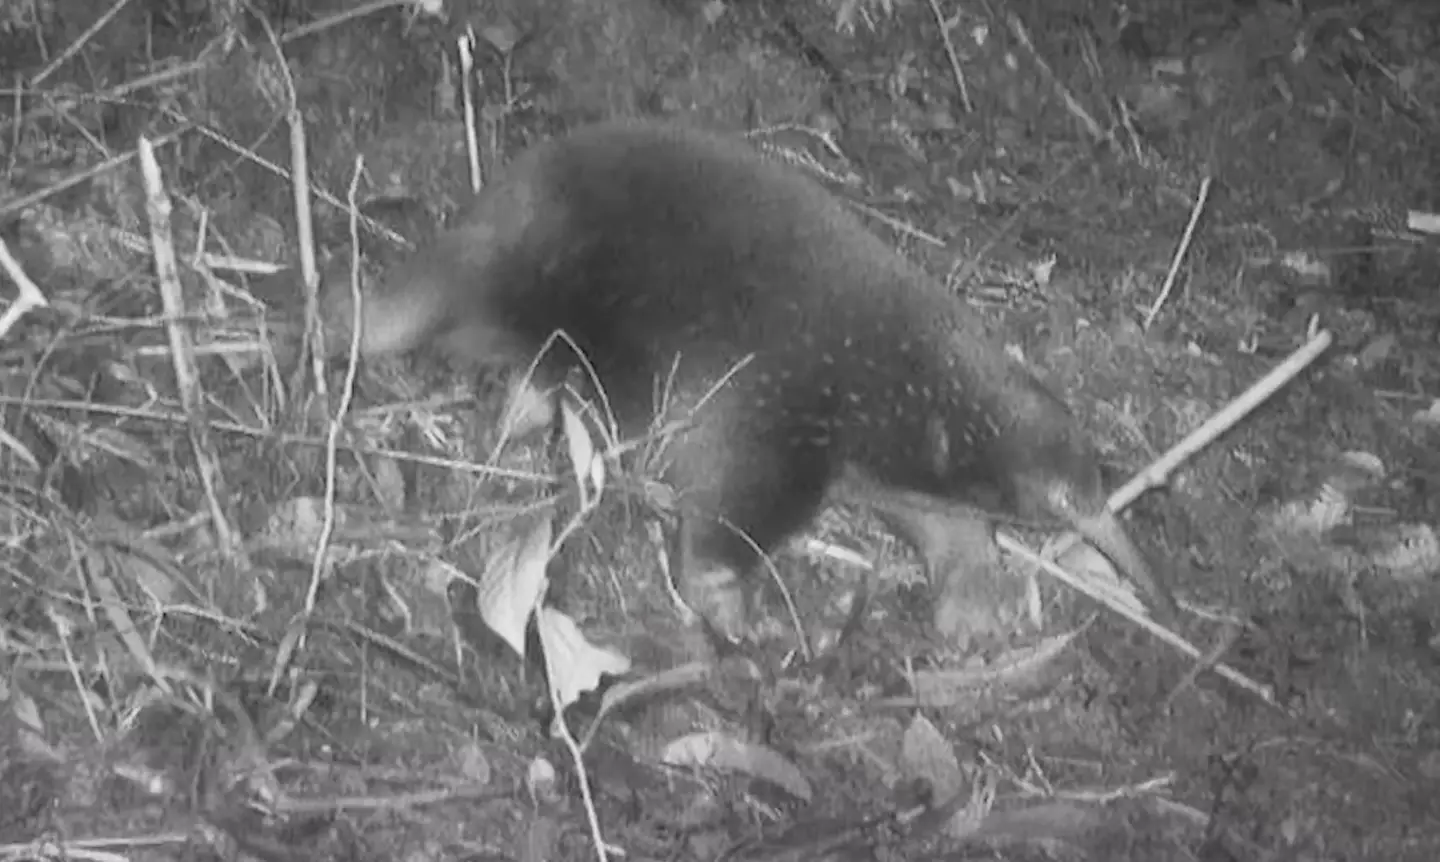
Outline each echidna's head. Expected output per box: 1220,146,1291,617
988,371,1178,621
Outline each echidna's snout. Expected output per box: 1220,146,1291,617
1068,507,1176,621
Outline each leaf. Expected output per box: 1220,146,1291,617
527,757,559,804
700,0,728,25
1412,400,1440,426
1053,542,1123,587
393,559,464,639
477,516,553,657
1279,251,1330,284
371,457,406,512
453,740,492,785
114,549,180,605
0,424,40,470
1029,256,1055,288
1356,334,1396,371
1407,208,1439,235
8,686,63,762
500,377,556,440
560,398,603,508
84,551,171,696
536,607,631,710
1336,450,1385,481
901,714,963,799
661,731,813,803
579,661,711,750
1045,538,1144,613
257,497,327,555
85,426,156,468
900,630,1081,707
481,22,519,55
1367,523,1440,582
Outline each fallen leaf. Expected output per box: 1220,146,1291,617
477,516,553,657
537,607,631,710
662,731,812,802
901,714,963,800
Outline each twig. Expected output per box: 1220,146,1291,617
30,0,135,86
460,31,484,194
137,137,242,559
1143,176,1213,330
0,237,49,339
252,14,322,404
848,199,945,247
305,159,367,626
1161,623,1243,712
8,75,20,173
183,124,408,249
525,468,612,862
278,0,412,44
925,0,973,114
6,0,407,138
0,395,552,483
1106,329,1333,513
544,615,616,862
47,606,111,739
0,59,208,134
0,127,188,220
995,535,1273,702
1004,11,1106,144
948,157,1079,289
255,18,331,697
1026,331,1333,699
1038,330,1333,584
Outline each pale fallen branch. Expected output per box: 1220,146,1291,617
1106,328,1334,513
0,236,49,340
137,136,242,559
926,0,974,114
460,31,484,194
996,534,1272,702
806,330,1334,703
1144,176,1213,330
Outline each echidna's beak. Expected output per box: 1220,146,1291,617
1069,509,1178,622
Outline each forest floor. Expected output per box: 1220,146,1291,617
2,0,1440,860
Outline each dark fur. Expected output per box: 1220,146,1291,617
326,120,1176,643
